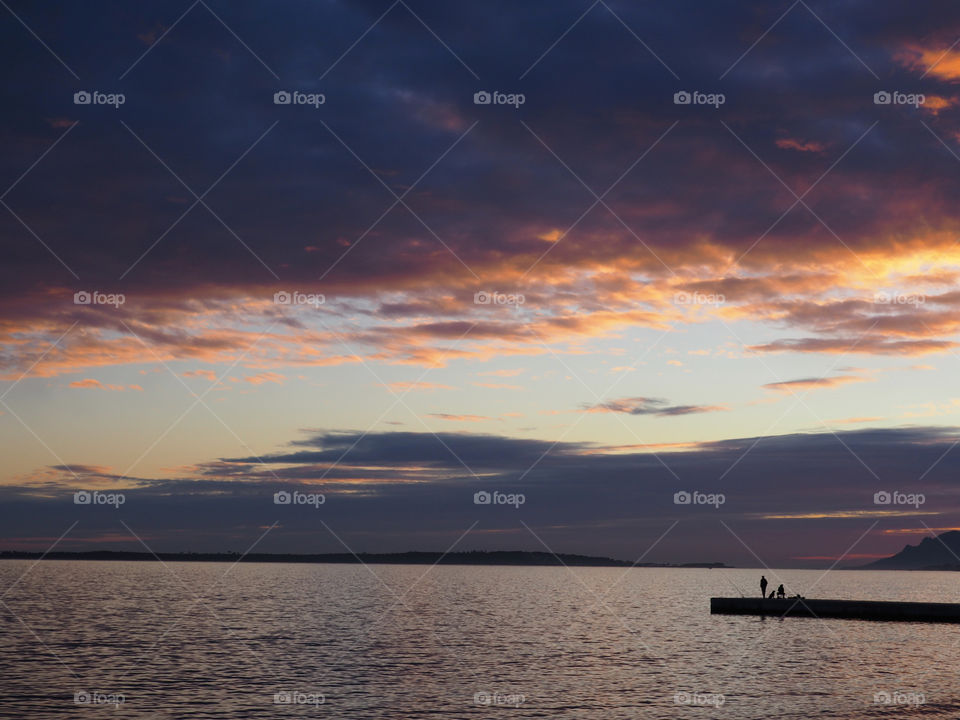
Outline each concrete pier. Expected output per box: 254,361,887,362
710,597,960,623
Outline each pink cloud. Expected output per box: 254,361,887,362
243,372,285,385
762,375,867,393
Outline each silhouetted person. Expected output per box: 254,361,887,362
760,575,768,598
777,584,785,599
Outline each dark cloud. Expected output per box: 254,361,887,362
749,337,958,355
4,426,960,566
227,430,588,468
584,396,728,416
3,0,960,357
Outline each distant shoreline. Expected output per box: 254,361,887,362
0,550,731,568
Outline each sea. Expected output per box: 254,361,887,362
1,561,958,718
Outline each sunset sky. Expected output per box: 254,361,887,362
3,0,960,566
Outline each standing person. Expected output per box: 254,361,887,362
760,575,768,598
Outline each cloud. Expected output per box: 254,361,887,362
922,95,957,116
68,378,142,391
775,137,826,153
583,397,728,417
763,375,867,393
69,378,105,389
748,338,958,356
7,426,960,566
243,372,285,385
897,44,960,80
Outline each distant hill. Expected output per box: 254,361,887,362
0,549,730,568
859,531,960,570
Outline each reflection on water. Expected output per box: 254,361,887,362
1,561,959,718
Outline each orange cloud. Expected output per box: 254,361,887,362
69,378,103,389
897,44,960,80
761,510,940,520
882,527,960,535
6,230,960,384
68,378,141,391
922,94,957,115
589,440,704,453
775,137,825,153
244,372,285,385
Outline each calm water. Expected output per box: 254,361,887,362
1,561,958,718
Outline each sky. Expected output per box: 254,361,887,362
2,0,960,567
